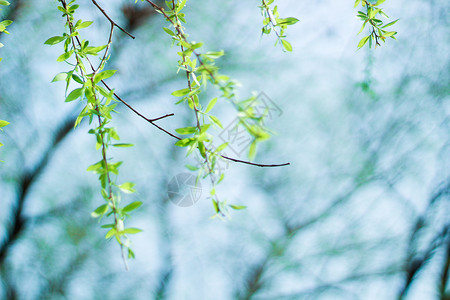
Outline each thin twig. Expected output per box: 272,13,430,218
91,0,135,39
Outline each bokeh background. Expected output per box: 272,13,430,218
0,0,449,299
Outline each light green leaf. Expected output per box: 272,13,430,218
91,204,109,218
357,35,370,49
215,142,228,153
0,1,10,6
177,0,187,13
382,19,399,28
0,120,10,127
277,17,299,25
94,70,116,84
51,72,68,82
77,21,93,29
175,137,196,147
353,0,361,8
85,45,107,55
56,50,73,62
185,164,199,171
171,88,190,97
163,27,176,36
118,182,136,194
123,228,143,234
122,201,143,213
175,126,197,135
281,39,293,52
65,87,84,102
249,141,257,160
44,36,65,45
230,204,247,210
209,115,223,128
112,143,134,147
205,97,218,113
105,228,117,239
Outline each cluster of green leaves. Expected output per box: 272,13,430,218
157,0,279,218
46,0,140,263
355,0,398,49
259,0,299,52
158,0,240,218
0,0,12,62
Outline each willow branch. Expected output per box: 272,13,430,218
91,0,135,39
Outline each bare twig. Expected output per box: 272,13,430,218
91,0,135,39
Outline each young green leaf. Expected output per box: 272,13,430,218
205,97,218,113
118,182,136,194
51,72,68,82
94,70,116,84
0,120,10,127
171,88,191,97
65,87,84,102
123,228,143,234
122,201,143,213
175,126,197,135
91,204,109,218
281,39,293,52
357,35,370,49
44,36,65,45
230,204,247,210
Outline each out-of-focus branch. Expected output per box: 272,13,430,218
399,179,450,299
439,237,450,299
0,117,74,265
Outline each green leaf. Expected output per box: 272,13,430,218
105,228,117,239
51,72,68,82
353,0,361,8
94,69,116,84
118,182,136,194
176,0,187,12
123,228,142,234
65,87,84,102
205,97,218,113
163,27,176,36
383,31,397,37
375,0,386,5
230,204,247,210
185,164,199,171
0,1,11,6
91,204,109,218
44,36,65,45
357,35,370,49
209,115,223,129
171,88,191,97
249,140,257,160
382,19,399,28
175,137,196,147
122,201,143,213
281,39,293,52
112,143,134,147
85,45,107,55
277,17,299,25
128,248,135,259
175,126,197,135
56,50,73,62
77,21,93,29
215,142,228,153
0,120,10,127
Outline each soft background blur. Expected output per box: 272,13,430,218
0,0,449,299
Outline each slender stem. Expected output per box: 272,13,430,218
91,0,135,39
